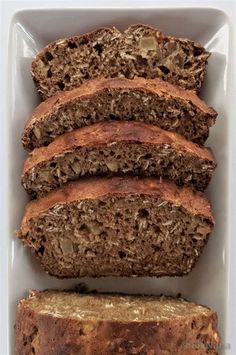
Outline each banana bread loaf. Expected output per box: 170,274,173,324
15,290,220,355
31,24,210,99
17,176,214,278
22,77,217,150
22,121,216,198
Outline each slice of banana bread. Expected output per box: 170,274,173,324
15,290,220,355
22,121,216,198
17,176,214,278
22,77,217,150
32,24,210,99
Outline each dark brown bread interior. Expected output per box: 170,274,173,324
22,77,217,150
32,24,210,99
17,177,214,278
22,121,216,198
15,290,220,355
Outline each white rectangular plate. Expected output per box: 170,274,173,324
1,2,236,354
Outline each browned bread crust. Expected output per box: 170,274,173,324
17,177,214,278
22,121,217,197
22,77,217,150
15,290,220,355
31,24,210,99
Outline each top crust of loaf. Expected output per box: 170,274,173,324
15,290,220,355
32,24,210,98
23,121,216,174
19,290,215,322
19,177,214,235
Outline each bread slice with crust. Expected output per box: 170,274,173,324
22,121,216,198
22,77,217,150
31,24,210,99
15,290,220,355
17,176,214,278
